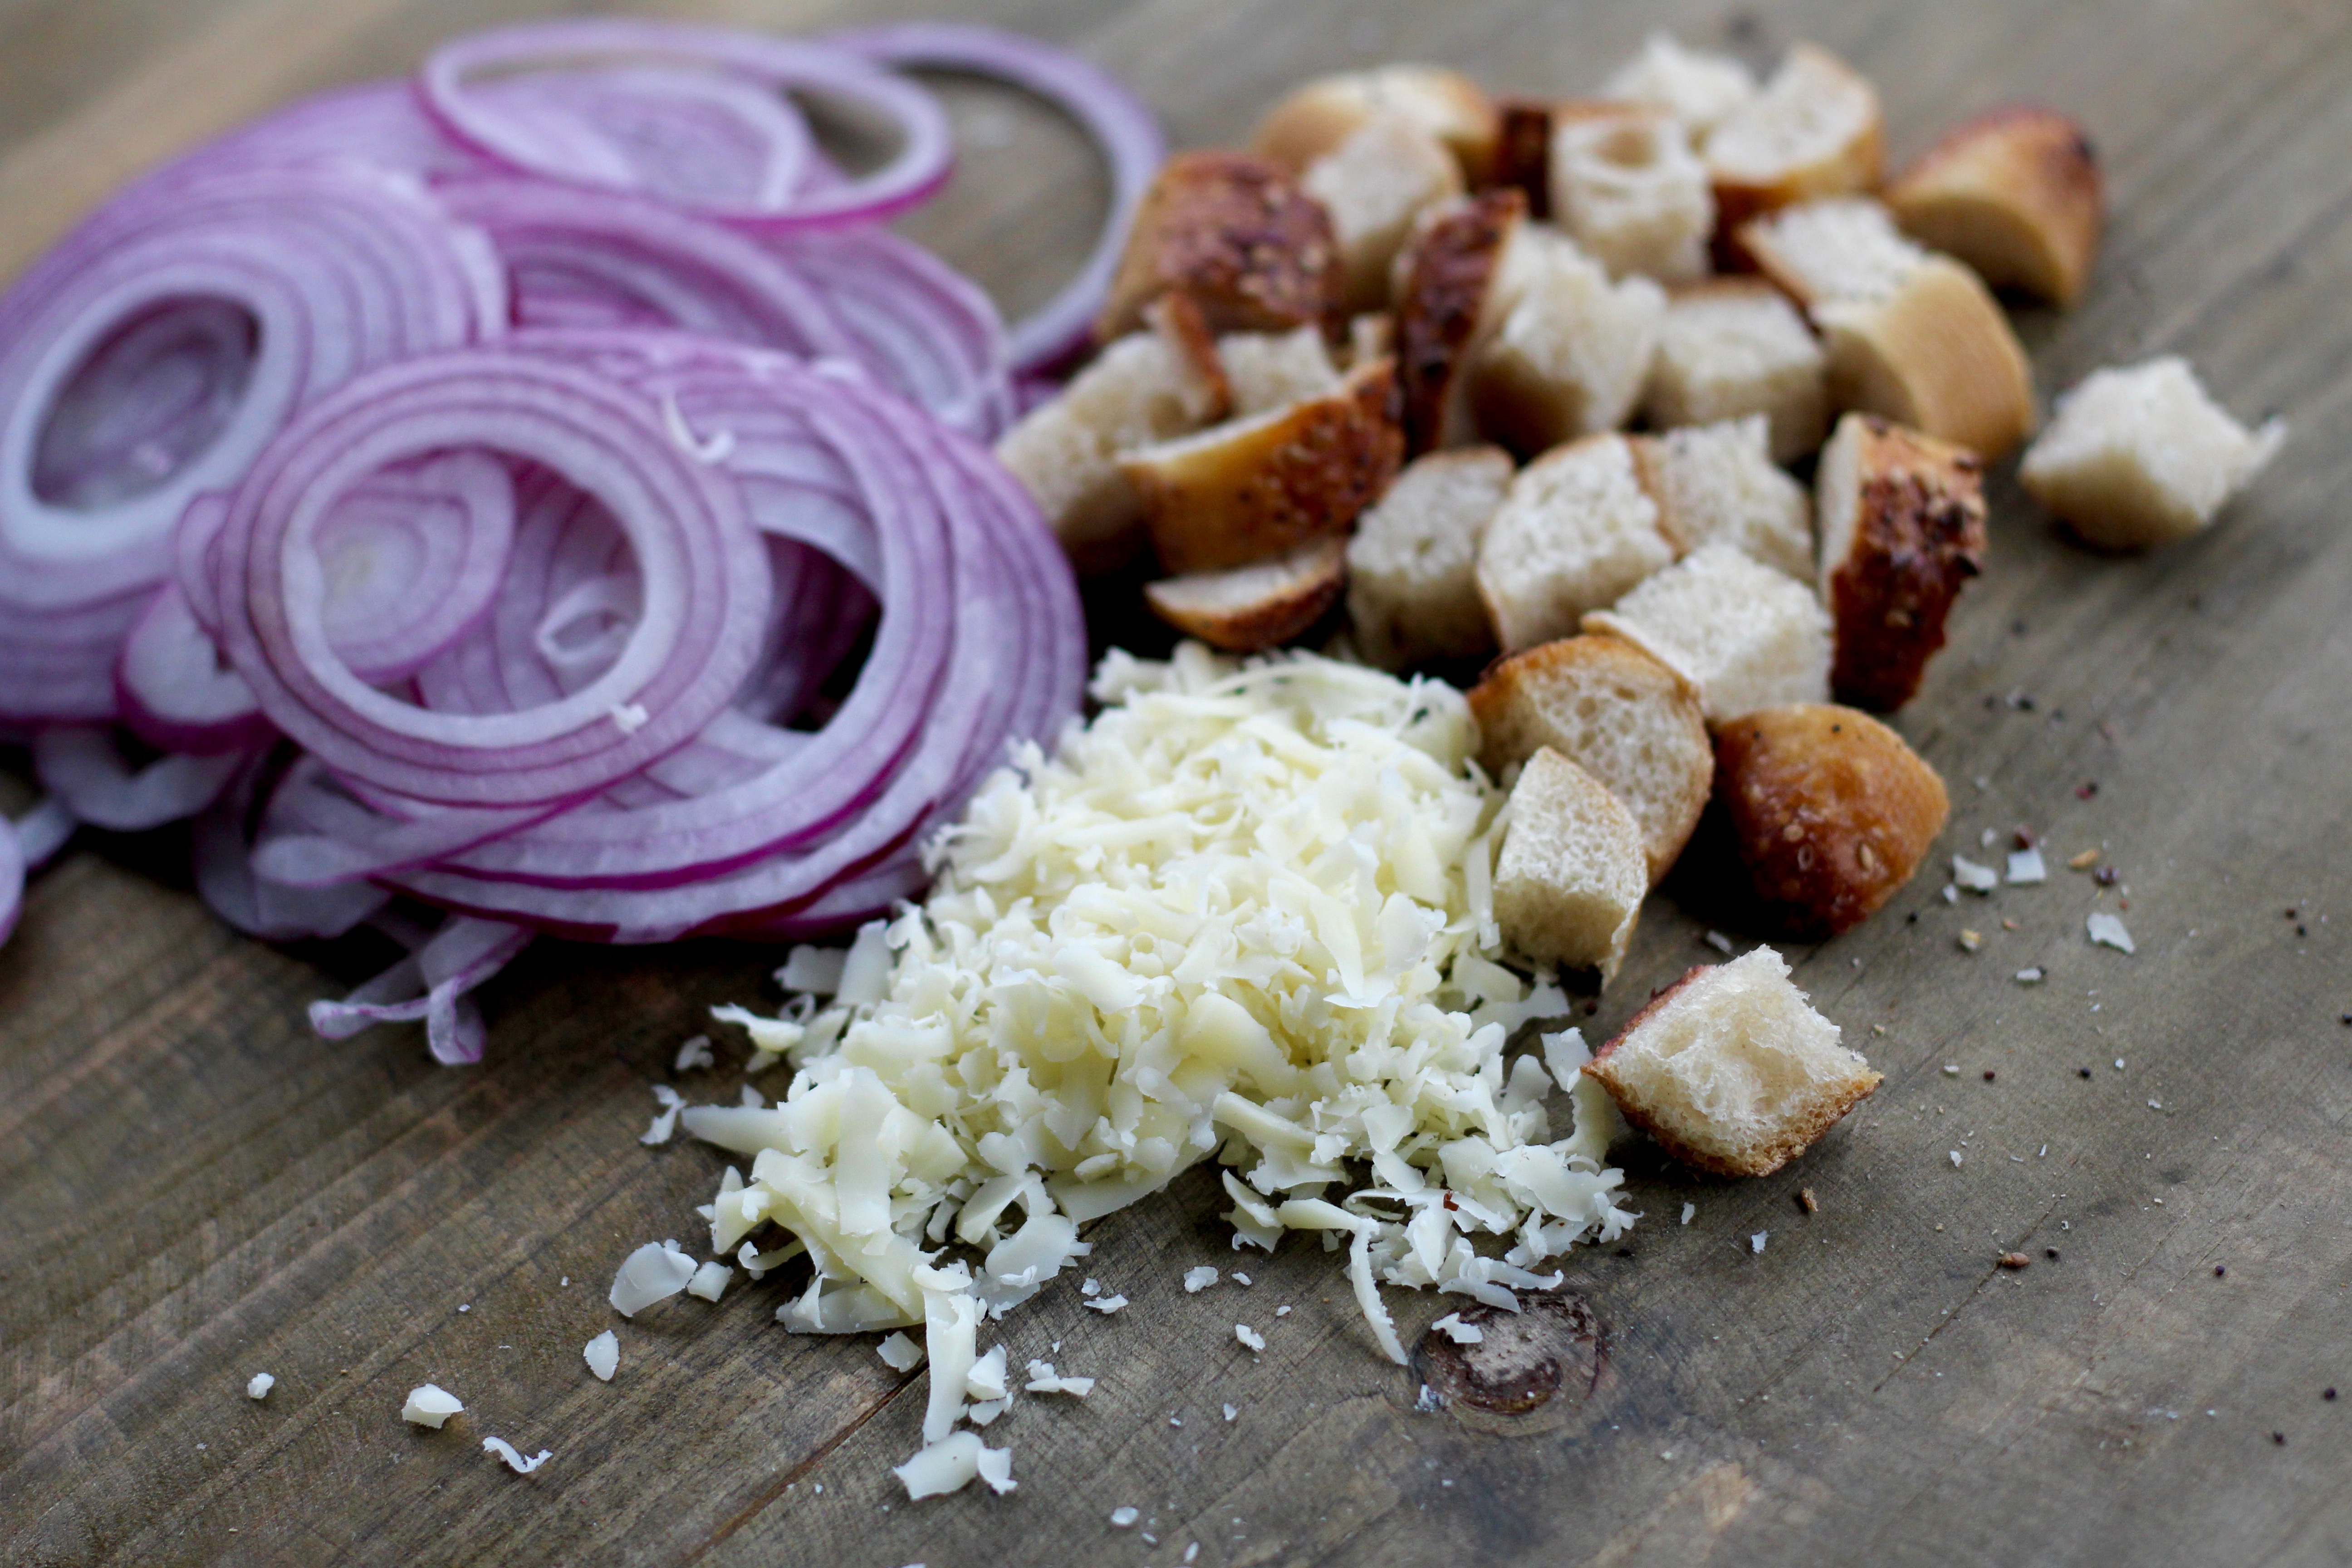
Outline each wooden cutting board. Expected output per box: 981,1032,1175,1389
6,1,2351,1563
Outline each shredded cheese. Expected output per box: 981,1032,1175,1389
683,647,1633,1487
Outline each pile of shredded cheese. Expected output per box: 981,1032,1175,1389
678,644,1635,1492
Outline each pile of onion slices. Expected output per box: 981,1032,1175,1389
0,19,1149,1059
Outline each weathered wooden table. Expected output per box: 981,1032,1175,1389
6,0,2351,1563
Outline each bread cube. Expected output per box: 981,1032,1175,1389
1392,189,1534,452
1885,105,2103,307
1815,256,2036,459
1147,538,1347,652
1096,151,1341,340
1124,359,1402,574
1346,446,1515,669
1547,103,1714,282
1466,230,1665,456
996,301,1230,573
1633,415,1813,581
1583,542,1831,722
1642,280,1828,462
1477,434,1674,653
1714,704,1950,936
1492,747,1648,980
1252,64,1501,186
1702,43,1883,230
1735,196,1927,311
1219,325,1340,416
2018,357,2285,551
1303,113,1465,313
1469,635,1711,883
1598,32,1758,142
1584,946,1879,1177
1816,413,1985,711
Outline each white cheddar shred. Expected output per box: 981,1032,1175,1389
688,647,1632,1485
402,1385,463,1428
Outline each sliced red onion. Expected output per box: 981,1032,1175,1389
168,81,494,183
307,912,530,1065
13,795,77,871
827,20,1165,372
209,347,772,807
31,725,245,831
192,752,388,941
420,20,952,229
116,584,270,754
310,451,518,685
0,813,21,947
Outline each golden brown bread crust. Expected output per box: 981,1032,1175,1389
1585,960,1881,1178
1145,538,1348,652
1489,98,1553,217
1467,634,1710,884
1251,66,1500,185
1602,1070,1879,1177
1884,105,2102,307
1124,359,1404,574
1096,151,1343,342
1392,188,1527,454
1824,416,1987,711
1817,256,2035,460
1712,703,1950,939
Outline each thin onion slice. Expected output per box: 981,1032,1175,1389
31,725,245,831
13,795,77,871
209,348,772,808
308,912,531,1066
827,20,1164,372
420,20,952,229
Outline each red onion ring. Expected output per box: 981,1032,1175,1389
31,725,245,831
117,584,270,754
307,912,530,1065
209,348,772,807
420,20,952,229
827,20,1165,372
13,795,76,871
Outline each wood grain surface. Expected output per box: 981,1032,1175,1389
6,1,2352,1565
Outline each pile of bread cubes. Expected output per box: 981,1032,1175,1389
998,34,2286,1180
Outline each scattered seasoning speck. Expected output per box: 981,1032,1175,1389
2326,1389,2339,1401
1983,1070,1996,1082
2045,1248,2060,1260
1797,1188,1818,1214
2075,781,2098,799
1999,1252,2031,1270
2215,1266,2228,1278
2079,1068,2093,1079
2273,1433,2287,1446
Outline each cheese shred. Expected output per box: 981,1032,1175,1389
684,646,1633,1485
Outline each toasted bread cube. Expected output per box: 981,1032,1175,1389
1585,946,1879,1177
2018,357,2285,551
1492,747,1648,979
1466,231,1665,457
1734,196,1927,311
1147,538,1347,652
1634,415,1813,581
1392,189,1535,452
1346,446,1515,669
1715,704,1950,937
1303,113,1466,314
1584,542,1831,722
1219,325,1341,416
1124,359,1402,574
1642,280,1828,462
1548,103,1714,282
1470,635,1711,883
1815,255,2036,459
1252,65,1501,186
1885,106,2103,307
1097,151,1341,341
1702,43,1883,230
1599,32,1759,142
1816,413,1985,711
997,303,1230,573
1477,434,1674,653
